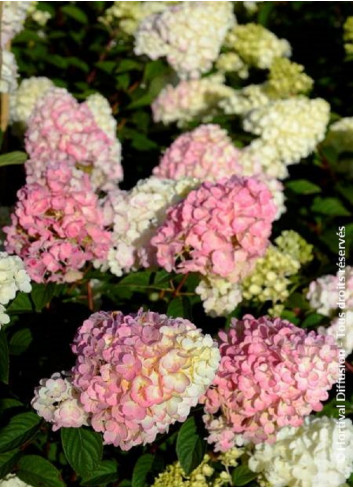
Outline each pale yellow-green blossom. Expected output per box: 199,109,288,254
266,57,313,97
225,23,291,69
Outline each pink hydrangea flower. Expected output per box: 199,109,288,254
202,315,339,450
153,124,243,180
71,309,220,450
32,373,89,431
25,87,123,191
4,162,111,283
151,176,277,283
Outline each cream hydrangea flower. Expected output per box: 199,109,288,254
196,277,243,317
266,57,313,98
225,23,291,69
85,92,117,140
249,416,353,487
134,2,235,79
10,77,54,125
325,117,353,153
241,96,330,176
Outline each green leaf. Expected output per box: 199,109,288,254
176,417,206,475
7,292,33,314
46,54,68,69
302,313,327,328
95,61,117,74
0,331,9,384
18,455,66,487
232,465,257,486
117,59,143,73
0,152,27,167
80,460,118,487
0,412,41,453
167,296,191,319
118,270,152,288
9,328,33,356
335,182,353,206
286,179,321,195
311,197,351,217
132,454,154,487
61,4,88,23
61,427,103,477
0,449,21,479
128,93,153,110
31,283,59,312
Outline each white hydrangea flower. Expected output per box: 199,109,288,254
0,252,32,305
249,416,353,487
242,97,330,171
108,177,198,276
135,2,235,79
9,76,54,125
0,474,31,487
238,140,289,179
220,84,270,116
196,276,242,317
85,92,117,140
225,23,291,70
1,1,32,47
152,74,235,127
0,51,18,94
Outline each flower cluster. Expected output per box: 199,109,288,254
241,96,330,178
107,177,197,276
25,87,123,191
249,416,353,487
202,315,339,451
152,449,243,487
152,176,277,283
0,1,31,48
307,268,353,316
152,74,234,127
9,76,54,125
242,231,313,313
135,2,235,79
0,51,18,94
0,252,31,328
196,277,242,318
216,52,249,79
224,23,291,69
266,57,313,98
32,372,88,430
153,124,242,180
4,162,111,283
99,1,172,35
70,309,220,450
